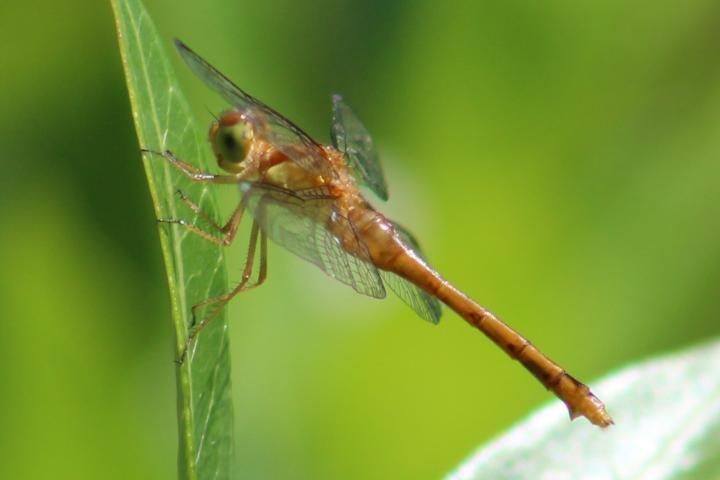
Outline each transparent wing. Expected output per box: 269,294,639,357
330,95,389,201
175,39,336,179
240,182,386,299
381,222,442,324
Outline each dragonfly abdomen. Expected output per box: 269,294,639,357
388,253,614,428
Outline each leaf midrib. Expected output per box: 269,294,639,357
121,2,196,477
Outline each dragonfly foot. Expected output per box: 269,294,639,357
140,148,175,159
175,342,191,365
189,306,201,329
157,218,187,226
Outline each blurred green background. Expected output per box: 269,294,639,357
2,0,719,478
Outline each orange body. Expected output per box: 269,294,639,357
171,39,612,427
233,129,613,427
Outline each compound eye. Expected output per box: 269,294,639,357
220,130,241,159
214,122,248,171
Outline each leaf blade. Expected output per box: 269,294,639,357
447,339,720,480
110,1,233,479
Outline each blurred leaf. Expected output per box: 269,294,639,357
111,1,233,479
447,339,720,480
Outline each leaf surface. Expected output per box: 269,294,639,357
447,339,720,480
111,1,233,478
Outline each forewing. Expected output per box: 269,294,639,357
175,40,336,179
240,182,386,299
330,95,389,200
382,222,442,324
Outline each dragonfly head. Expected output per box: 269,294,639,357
209,110,251,173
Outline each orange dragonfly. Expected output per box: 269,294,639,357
145,39,613,428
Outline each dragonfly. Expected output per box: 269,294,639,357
144,39,613,428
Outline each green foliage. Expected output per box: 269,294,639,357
448,339,720,480
3,0,720,478
111,0,233,478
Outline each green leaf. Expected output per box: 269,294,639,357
447,339,720,480
110,1,233,479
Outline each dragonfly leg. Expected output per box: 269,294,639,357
178,221,267,363
175,189,224,231
160,192,246,246
141,148,242,184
